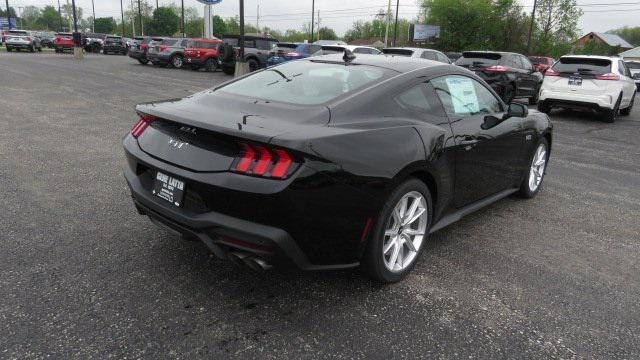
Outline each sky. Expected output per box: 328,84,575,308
5,0,640,37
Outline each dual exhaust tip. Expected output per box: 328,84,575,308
226,251,273,271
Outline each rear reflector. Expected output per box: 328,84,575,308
131,114,155,138
595,73,620,81
232,143,297,179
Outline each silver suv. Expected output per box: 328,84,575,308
147,38,190,68
5,30,42,52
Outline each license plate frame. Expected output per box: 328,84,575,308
568,76,582,86
152,171,185,207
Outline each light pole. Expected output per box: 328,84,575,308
137,0,143,36
180,0,184,37
57,0,62,31
310,0,314,43
526,0,538,54
120,0,125,37
384,0,391,47
91,0,95,32
4,0,11,30
392,0,399,46
71,0,82,59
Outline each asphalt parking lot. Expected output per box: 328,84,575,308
1,52,639,358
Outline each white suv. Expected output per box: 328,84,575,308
538,55,636,122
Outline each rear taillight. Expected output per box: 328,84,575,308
232,143,297,179
158,45,168,52
596,73,620,81
131,114,155,138
545,70,560,77
27,36,32,41
483,65,508,73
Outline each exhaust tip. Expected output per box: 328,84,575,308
243,256,273,271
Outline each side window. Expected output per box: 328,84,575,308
508,55,522,69
421,51,437,60
370,48,381,55
243,40,256,48
353,48,370,54
436,52,450,64
181,39,189,47
618,61,631,77
520,56,533,71
395,83,446,118
431,76,503,117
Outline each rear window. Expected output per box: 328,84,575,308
625,62,640,69
456,52,502,66
277,43,298,49
162,39,179,46
106,36,121,40
529,56,547,64
8,30,28,35
321,46,346,54
382,49,414,56
219,61,391,105
552,57,611,75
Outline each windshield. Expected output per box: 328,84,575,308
321,46,346,54
552,57,611,75
382,49,414,56
456,52,502,67
219,61,391,105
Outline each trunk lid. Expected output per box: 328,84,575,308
135,91,330,172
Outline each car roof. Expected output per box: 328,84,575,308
308,53,446,73
384,47,439,52
322,45,378,50
222,34,278,41
560,54,620,60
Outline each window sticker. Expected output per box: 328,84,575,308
445,77,479,114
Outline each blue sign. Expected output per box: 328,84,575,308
195,0,222,4
0,17,17,30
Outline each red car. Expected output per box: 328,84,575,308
184,38,223,71
54,32,74,53
529,56,555,74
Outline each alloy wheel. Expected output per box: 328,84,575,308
173,56,183,68
528,143,547,192
382,191,428,272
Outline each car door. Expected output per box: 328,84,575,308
519,55,540,96
618,60,637,105
431,75,525,207
508,55,531,97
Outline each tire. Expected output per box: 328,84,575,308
37,47,42,52
103,50,109,55
247,58,260,72
205,57,217,72
216,44,233,62
502,84,515,104
363,178,432,283
538,100,551,114
137,58,149,65
91,43,101,53
529,85,541,105
518,138,549,199
30,45,35,53
620,93,635,116
602,94,622,123
6,46,11,52
223,66,235,75
170,54,184,69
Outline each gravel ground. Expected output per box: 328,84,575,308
1,52,639,359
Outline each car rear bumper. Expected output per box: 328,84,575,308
147,53,171,64
6,42,32,47
539,89,616,110
104,45,127,52
122,135,365,271
128,50,146,59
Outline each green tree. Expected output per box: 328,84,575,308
185,18,203,38
318,27,337,41
37,6,64,31
533,0,582,56
212,15,227,37
94,17,117,34
148,7,180,36
21,6,41,29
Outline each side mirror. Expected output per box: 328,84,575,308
505,102,528,118
633,73,640,80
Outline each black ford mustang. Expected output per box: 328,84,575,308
123,53,552,283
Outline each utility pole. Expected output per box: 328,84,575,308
392,0,399,46
91,0,95,32
234,0,249,76
120,0,125,37
130,0,135,36
384,0,391,47
156,0,158,9
316,10,320,40
71,0,82,59
180,0,184,37
137,0,143,36
4,0,11,30
526,0,538,54
57,0,62,31
310,0,314,43
256,3,259,33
